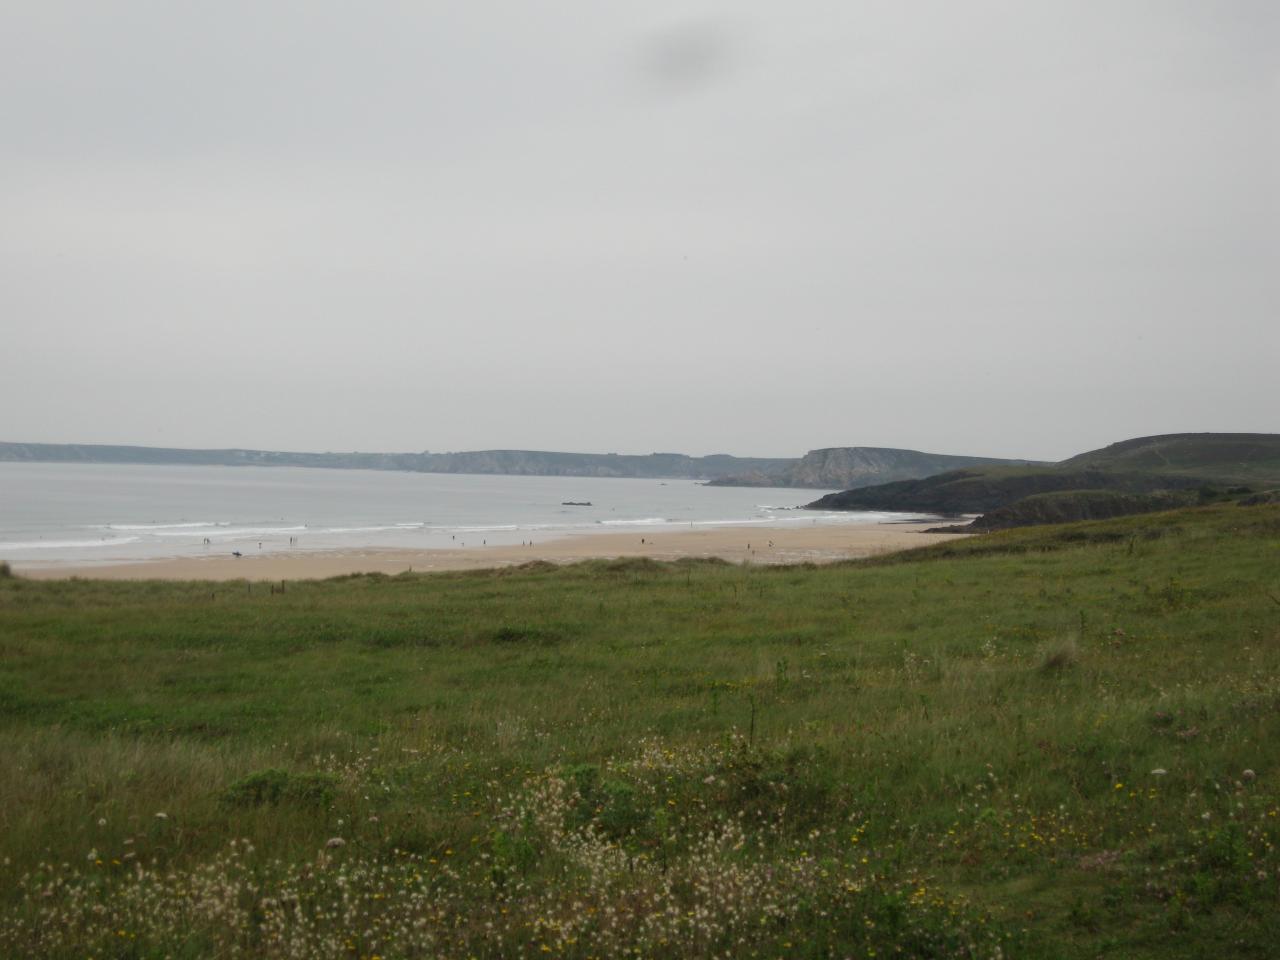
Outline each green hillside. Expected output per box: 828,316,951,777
969,489,1198,531
1061,433,1280,483
807,466,1207,515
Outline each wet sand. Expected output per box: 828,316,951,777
20,522,965,581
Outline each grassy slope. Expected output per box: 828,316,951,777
1061,433,1280,483
1,504,1279,957
969,490,1199,531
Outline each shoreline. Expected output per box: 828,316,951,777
16,521,965,581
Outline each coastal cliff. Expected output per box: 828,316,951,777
806,433,1280,523
708,446,1035,490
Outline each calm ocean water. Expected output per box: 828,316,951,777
0,462,927,568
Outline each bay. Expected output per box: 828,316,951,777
0,461,923,567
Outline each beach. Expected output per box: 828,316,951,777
20,520,961,580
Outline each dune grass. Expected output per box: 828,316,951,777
1,504,1278,957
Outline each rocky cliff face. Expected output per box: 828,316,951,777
710,447,1035,490
787,447,1029,489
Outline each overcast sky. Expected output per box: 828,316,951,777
1,1,1275,461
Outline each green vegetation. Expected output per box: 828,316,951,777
809,433,1280,517
970,490,1198,531
2,503,1279,958
1060,433,1280,484
808,466,1203,515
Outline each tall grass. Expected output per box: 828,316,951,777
1,503,1278,957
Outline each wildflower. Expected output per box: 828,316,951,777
325,837,347,849
1243,769,1257,783
154,812,169,820
97,818,107,827
1150,769,1167,776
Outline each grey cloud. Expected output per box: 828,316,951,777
1,1,1275,460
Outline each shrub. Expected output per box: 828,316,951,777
221,769,338,808
1040,637,1079,672
489,624,562,645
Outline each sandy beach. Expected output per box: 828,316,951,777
20,521,964,581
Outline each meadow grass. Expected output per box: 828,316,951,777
1,503,1278,958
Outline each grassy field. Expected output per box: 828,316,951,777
1,503,1278,958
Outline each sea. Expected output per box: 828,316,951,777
0,461,929,569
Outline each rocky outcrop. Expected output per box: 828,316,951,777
787,447,1032,489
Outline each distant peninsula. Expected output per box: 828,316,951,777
0,442,792,481
0,440,1034,488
